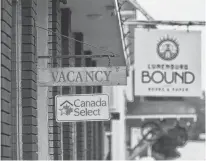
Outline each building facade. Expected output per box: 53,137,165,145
1,0,124,160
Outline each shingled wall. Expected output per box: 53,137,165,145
1,0,12,159
21,0,38,159
48,0,62,160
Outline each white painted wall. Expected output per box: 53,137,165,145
36,0,49,159
111,86,126,160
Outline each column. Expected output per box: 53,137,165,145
98,122,105,160
85,51,93,160
21,0,38,159
0,0,1,158
91,61,99,160
36,0,49,159
74,32,87,160
95,85,104,160
112,87,126,160
47,0,62,160
11,0,17,159
11,0,23,159
61,8,76,160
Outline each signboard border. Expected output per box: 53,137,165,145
134,29,202,97
37,66,127,87
55,94,111,122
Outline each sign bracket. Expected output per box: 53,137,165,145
124,20,206,26
38,54,118,59
38,54,116,68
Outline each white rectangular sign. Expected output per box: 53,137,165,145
55,94,110,122
38,66,127,86
134,29,202,97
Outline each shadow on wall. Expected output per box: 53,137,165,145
186,96,205,141
126,95,205,141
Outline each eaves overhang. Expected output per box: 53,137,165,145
60,0,128,69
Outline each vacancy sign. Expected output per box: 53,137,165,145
38,66,126,86
55,94,110,122
134,29,202,97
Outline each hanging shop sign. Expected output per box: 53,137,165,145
55,94,110,122
134,29,202,97
38,66,126,86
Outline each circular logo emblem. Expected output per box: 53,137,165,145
157,36,179,61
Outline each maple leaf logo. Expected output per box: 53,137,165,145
59,101,74,116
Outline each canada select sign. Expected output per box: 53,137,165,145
55,94,110,122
